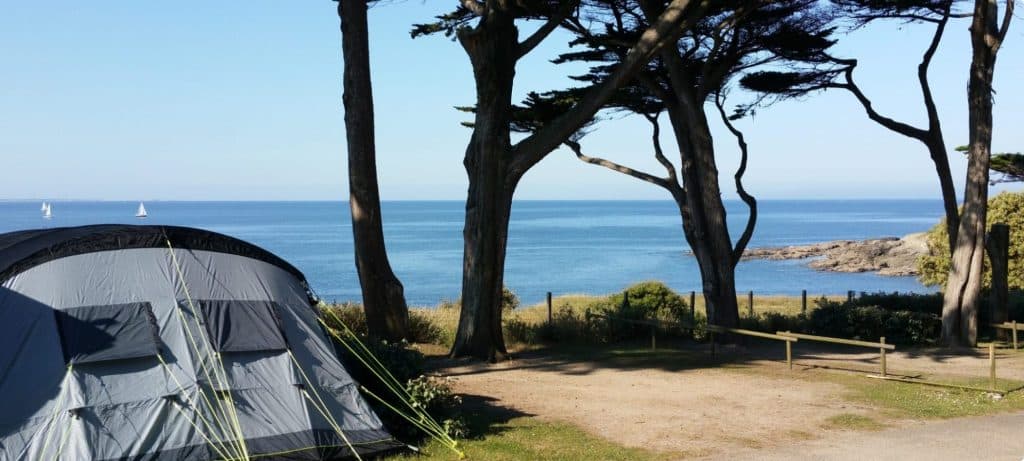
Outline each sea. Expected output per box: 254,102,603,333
0,200,943,305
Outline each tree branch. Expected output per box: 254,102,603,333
643,112,680,186
834,65,930,141
509,0,710,178
714,92,756,266
565,140,672,189
997,0,1015,47
517,0,579,59
460,0,485,16
918,1,951,134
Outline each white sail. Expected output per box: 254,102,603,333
41,201,47,212
43,203,52,219
136,202,147,218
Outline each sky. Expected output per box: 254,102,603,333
0,1,1022,201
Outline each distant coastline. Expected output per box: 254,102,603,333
743,232,929,277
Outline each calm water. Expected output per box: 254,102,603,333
0,200,942,305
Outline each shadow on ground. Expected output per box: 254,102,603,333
424,338,1014,382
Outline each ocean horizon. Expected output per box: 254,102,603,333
0,199,944,305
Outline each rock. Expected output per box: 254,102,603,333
742,233,928,277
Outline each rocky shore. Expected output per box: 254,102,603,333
743,232,929,276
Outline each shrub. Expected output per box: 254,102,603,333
808,300,939,345
407,310,445,344
605,281,689,320
501,287,521,312
406,376,468,439
851,292,943,315
321,303,446,345
918,191,1024,289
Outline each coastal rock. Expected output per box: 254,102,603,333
743,233,928,276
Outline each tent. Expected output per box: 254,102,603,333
0,224,402,460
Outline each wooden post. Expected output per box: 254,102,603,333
1013,321,1019,351
690,291,696,329
990,343,997,391
546,291,553,326
847,290,854,303
651,324,656,351
987,224,1010,340
748,290,754,317
785,337,793,370
801,290,807,315
879,336,887,377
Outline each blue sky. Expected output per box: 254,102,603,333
1,1,1021,201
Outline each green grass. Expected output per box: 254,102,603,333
823,413,886,431
832,374,1024,419
385,415,662,461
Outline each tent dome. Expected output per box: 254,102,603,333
0,225,398,460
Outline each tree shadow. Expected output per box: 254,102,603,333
458,393,531,440
430,339,768,378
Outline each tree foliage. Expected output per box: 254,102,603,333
991,153,1024,182
918,191,1024,289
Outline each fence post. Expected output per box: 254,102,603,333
990,343,997,391
546,291,553,326
690,291,696,328
847,290,854,303
801,290,807,315
748,291,754,317
785,337,793,371
879,336,887,377
1013,320,1018,351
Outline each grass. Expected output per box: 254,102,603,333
823,413,886,431
384,414,661,461
831,373,1024,419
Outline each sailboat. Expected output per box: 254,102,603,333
40,201,48,212
135,202,148,218
42,203,52,219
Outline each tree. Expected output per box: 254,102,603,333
746,0,963,253
990,153,1024,182
338,0,409,341
942,0,1014,346
918,191,1024,290
523,0,838,329
413,0,712,361
957,145,1024,183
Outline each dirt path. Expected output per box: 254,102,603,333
707,410,1024,461
434,344,1024,459
439,348,872,458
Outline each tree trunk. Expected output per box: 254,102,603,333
664,96,740,330
449,11,518,361
941,0,1002,346
926,136,961,253
987,224,1010,339
339,0,409,341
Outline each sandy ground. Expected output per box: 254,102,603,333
433,343,1024,459
711,411,1024,461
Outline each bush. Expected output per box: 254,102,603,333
406,376,468,439
918,191,1024,289
320,303,446,345
501,287,521,312
807,299,939,345
850,292,943,315
605,281,689,320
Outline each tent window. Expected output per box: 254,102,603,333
56,302,160,365
196,300,288,353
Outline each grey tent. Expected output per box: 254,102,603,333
0,225,401,460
